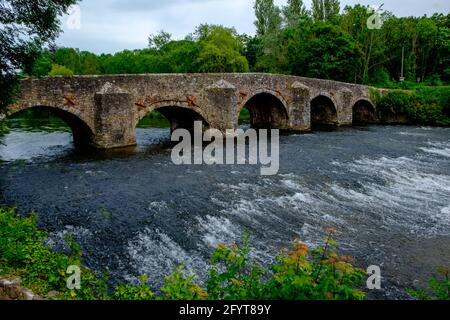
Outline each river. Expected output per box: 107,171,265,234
0,113,449,300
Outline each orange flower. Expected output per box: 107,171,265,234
199,292,209,299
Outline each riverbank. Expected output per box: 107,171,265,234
373,86,450,126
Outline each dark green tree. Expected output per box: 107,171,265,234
0,0,78,109
254,0,282,36
312,0,340,22
283,0,308,27
148,30,172,50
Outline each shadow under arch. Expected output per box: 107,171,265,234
353,99,376,124
6,106,95,147
239,91,289,129
137,103,209,133
310,95,338,130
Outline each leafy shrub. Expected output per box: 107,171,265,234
206,229,366,300
0,206,106,300
377,90,450,125
49,64,74,77
112,276,155,301
1,207,366,300
408,267,450,300
377,91,416,116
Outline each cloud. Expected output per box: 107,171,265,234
107,0,222,12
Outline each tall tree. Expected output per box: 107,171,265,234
254,0,282,36
283,0,308,27
148,30,172,50
195,25,249,72
312,0,340,21
0,0,78,109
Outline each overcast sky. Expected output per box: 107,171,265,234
56,0,450,54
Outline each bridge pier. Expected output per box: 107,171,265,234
336,88,354,126
289,82,312,131
204,80,239,133
93,83,137,149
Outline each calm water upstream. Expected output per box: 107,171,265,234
0,115,449,300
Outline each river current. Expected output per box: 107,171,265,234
0,118,449,300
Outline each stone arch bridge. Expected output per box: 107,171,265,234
2,73,377,149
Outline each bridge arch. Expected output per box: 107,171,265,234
136,101,209,132
4,105,95,147
239,89,289,129
352,98,376,124
310,94,338,130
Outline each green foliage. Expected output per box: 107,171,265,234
49,64,74,76
0,206,106,300
283,22,362,82
207,229,366,300
161,266,209,300
149,30,172,50
23,8,450,90
254,0,282,36
312,0,340,22
377,91,416,115
408,267,450,300
0,0,77,110
1,206,367,301
196,26,249,73
377,88,450,125
113,276,155,301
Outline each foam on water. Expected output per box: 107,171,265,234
45,226,94,250
421,141,450,158
331,153,450,235
126,228,208,285
196,215,240,248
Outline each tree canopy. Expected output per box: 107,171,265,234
0,0,77,109
17,1,450,89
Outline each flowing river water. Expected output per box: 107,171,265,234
0,113,449,300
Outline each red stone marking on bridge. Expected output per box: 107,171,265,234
63,95,76,106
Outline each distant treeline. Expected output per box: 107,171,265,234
29,0,450,88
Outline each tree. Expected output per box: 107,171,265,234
195,25,249,72
49,64,74,76
341,5,389,84
53,48,81,74
312,0,340,22
80,51,98,75
254,0,282,36
287,22,362,82
149,30,172,50
31,51,53,77
0,0,78,109
283,0,308,27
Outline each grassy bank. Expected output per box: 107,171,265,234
1,206,369,300
373,86,450,126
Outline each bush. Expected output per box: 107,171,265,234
206,229,366,300
0,206,107,299
377,91,417,115
377,90,450,125
49,64,74,77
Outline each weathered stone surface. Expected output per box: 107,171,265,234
3,73,376,149
0,277,41,301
